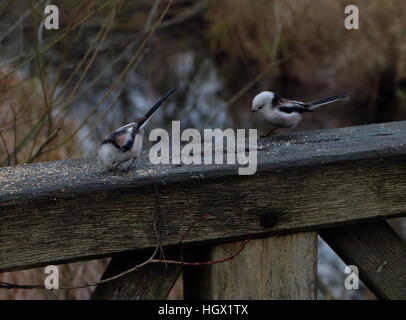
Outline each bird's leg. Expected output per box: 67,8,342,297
267,128,278,136
112,163,121,171
260,128,278,138
105,162,122,175
102,165,119,178
125,158,136,171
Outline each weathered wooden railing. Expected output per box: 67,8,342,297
1,121,406,299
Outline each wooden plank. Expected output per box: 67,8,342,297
320,221,406,300
91,251,182,300
1,121,406,271
184,232,317,299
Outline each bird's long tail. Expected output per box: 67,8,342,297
138,87,178,129
307,93,349,110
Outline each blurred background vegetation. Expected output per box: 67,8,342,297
0,0,405,300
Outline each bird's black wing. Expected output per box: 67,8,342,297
119,126,139,152
101,124,137,152
277,100,311,113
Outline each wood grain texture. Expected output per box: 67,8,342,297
184,232,317,299
1,121,406,271
91,251,182,300
320,221,406,300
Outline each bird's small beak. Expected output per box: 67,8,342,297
251,109,256,113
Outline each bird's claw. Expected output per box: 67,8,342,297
260,129,278,138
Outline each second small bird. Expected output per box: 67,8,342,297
98,87,178,171
251,91,349,136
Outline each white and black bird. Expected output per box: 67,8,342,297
251,91,349,135
98,87,178,171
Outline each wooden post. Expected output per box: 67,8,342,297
184,232,317,299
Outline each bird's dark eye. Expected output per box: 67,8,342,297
258,106,263,110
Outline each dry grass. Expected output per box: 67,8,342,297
0,68,78,165
205,0,406,107
0,69,107,300
0,0,174,300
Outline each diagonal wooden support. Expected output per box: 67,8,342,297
320,221,406,300
91,252,182,300
184,232,318,300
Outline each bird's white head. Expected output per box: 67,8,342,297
98,143,118,170
251,91,275,113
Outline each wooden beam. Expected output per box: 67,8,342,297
320,221,406,300
1,121,406,271
91,251,182,300
184,232,317,299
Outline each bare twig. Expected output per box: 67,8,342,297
42,0,175,154
10,105,17,165
53,8,116,107
0,0,13,21
152,238,250,266
178,213,212,245
0,92,33,132
32,0,53,136
0,130,11,166
144,0,162,31
0,4,36,44
37,0,50,43
159,0,206,29
0,238,250,290
0,221,161,290
0,113,43,167
0,246,159,290
153,184,166,262
0,2,122,166
0,0,114,77
26,127,60,163
0,217,251,291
